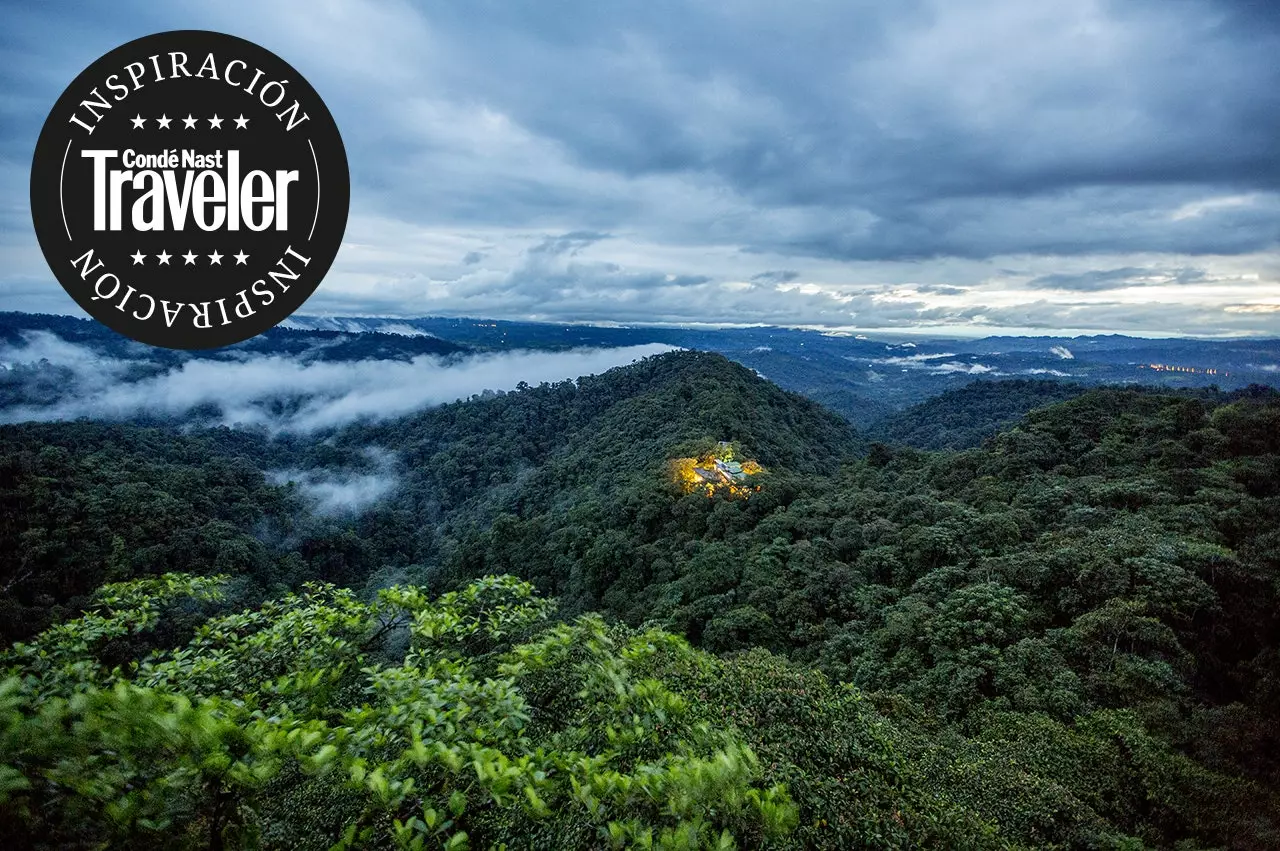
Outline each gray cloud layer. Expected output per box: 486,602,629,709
1,0,1278,335
0,332,674,431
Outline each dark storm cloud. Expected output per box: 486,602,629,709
0,0,1277,334
399,0,1280,259
9,0,1275,259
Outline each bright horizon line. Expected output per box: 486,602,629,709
281,313,1280,342
7,307,1280,343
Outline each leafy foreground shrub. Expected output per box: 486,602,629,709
0,574,795,850
9,572,1206,850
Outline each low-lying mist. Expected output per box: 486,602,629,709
0,331,676,432
269,448,400,516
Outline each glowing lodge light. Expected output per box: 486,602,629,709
669,448,764,499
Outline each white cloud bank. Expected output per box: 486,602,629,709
0,333,676,432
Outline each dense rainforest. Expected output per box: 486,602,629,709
3,349,1280,849
866,379,1089,450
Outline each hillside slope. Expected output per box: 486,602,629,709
0,350,859,640
868,378,1089,449
4,352,1280,847
426,382,1280,848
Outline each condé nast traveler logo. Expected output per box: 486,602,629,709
30,30,350,349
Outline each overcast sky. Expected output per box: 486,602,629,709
3,0,1279,337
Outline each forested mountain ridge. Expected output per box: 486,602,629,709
3,349,1280,848
351,350,860,515
867,378,1089,449
0,351,859,642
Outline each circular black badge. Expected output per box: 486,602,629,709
30,30,349,350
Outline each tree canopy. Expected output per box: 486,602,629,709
3,350,1280,848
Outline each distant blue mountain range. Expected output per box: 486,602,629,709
2,311,1277,430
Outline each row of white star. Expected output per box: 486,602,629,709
130,250,250,266
129,114,250,130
